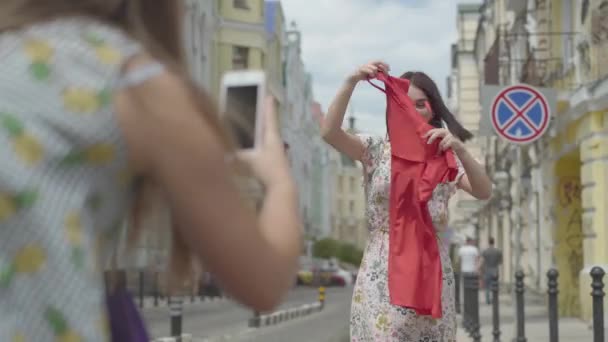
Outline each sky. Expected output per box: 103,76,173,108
280,0,480,135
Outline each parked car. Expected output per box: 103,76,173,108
329,268,353,287
296,269,313,285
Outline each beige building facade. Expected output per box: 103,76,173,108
447,3,487,242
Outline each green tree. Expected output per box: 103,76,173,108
337,243,364,266
312,238,340,259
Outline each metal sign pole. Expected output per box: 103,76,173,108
512,144,523,340
514,145,523,273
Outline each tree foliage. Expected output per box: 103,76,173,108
312,238,364,266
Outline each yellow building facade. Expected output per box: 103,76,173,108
471,0,608,321
448,3,486,239
211,0,267,96
539,0,608,320
211,0,286,129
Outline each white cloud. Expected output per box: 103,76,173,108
280,0,478,135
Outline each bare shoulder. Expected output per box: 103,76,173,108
113,53,223,175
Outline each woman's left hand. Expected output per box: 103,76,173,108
424,128,465,154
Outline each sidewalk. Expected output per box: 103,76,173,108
457,291,595,341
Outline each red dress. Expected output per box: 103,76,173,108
368,72,459,318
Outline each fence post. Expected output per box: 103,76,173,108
249,311,261,328
515,270,527,342
491,274,501,342
169,296,183,342
462,273,471,332
590,266,605,342
153,271,159,307
547,268,559,342
455,271,461,314
469,273,481,342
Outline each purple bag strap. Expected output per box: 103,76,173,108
104,226,150,342
106,285,150,342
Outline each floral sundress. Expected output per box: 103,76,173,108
350,134,465,342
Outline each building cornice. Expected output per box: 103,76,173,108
218,18,265,33
554,76,608,134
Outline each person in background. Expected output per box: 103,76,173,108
480,237,503,304
0,0,301,340
458,237,480,277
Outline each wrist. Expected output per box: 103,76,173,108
264,169,296,191
266,177,297,197
345,75,359,86
453,143,467,156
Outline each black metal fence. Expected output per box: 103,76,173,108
458,266,606,342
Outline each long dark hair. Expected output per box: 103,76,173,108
400,71,473,142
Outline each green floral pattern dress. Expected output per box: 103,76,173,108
350,135,464,342
0,18,151,341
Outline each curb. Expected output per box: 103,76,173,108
153,333,193,342
152,301,323,342
141,296,228,310
254,301,323,328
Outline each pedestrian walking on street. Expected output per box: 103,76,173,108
0,1,301,340
480,237,502,304
321,61,493,341
457,237,481,276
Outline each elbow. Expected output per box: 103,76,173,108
248,290,284,313
476,186,493,201
241,260,299,312
227,277,289,313
320,123,333,141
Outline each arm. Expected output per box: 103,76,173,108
425,129,493,200
321,61,389,162
477,251,484,273
116,61,300,311
456,148,493,200
320,79,365,161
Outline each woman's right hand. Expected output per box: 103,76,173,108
237,96,293,188
347,60,390,83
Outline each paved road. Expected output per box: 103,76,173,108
228,287,353,342
143,287,348,340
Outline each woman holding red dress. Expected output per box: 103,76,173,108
321,61,492,341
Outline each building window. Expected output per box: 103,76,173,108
338,175,343,192
349,176,356,192
349,200,355,214
233,0,250,10
232,46,249,69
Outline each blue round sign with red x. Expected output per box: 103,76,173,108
490,84,551,144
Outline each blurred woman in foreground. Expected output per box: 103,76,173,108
0,1,301,340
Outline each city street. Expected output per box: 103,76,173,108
143,287,352,341
229,287,352,342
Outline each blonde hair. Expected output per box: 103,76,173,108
0,0,232,291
